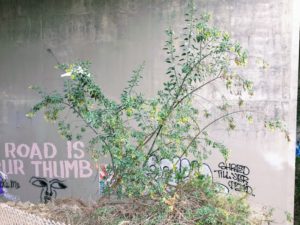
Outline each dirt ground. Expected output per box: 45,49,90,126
3,198,91,224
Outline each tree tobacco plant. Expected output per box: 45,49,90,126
27,9,288,200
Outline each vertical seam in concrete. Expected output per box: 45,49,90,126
288,0,300,219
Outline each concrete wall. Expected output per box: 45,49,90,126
0,0,299,223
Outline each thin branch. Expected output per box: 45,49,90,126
136,125,161,151
169,30,179,85
62,101,115,170
200,109,257,134
142,51,217,158
175,51,214,97
185,6,194,62
190,116,201,133
185,109,258,151
140,37,219,163
147,125,163,155
62,102,99,135
193,93,219,108
175,75,221,108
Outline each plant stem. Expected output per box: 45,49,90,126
186,109,257,151
62,101,115,171
175,75,221,108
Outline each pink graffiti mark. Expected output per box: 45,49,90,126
98,164,116,194
99,165,108,180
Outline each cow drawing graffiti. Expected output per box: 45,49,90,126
29,177,67,203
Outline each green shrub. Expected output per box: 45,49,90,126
28,8,254,197
27,2,288,224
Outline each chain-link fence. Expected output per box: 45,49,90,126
0,203,66,225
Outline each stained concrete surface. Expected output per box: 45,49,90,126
0,0,299,223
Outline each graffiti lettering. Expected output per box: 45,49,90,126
217,162,250,175
30,160,92,178
214,162,254,196
1,179,20,189
228,180,253,195
0,159,25,175
146,156,194,186
1,141,93,178
0,171,7,195
145,156,229,194
97,158,231,195
5,142,57,159
0,171,19,201
199,163,230,194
